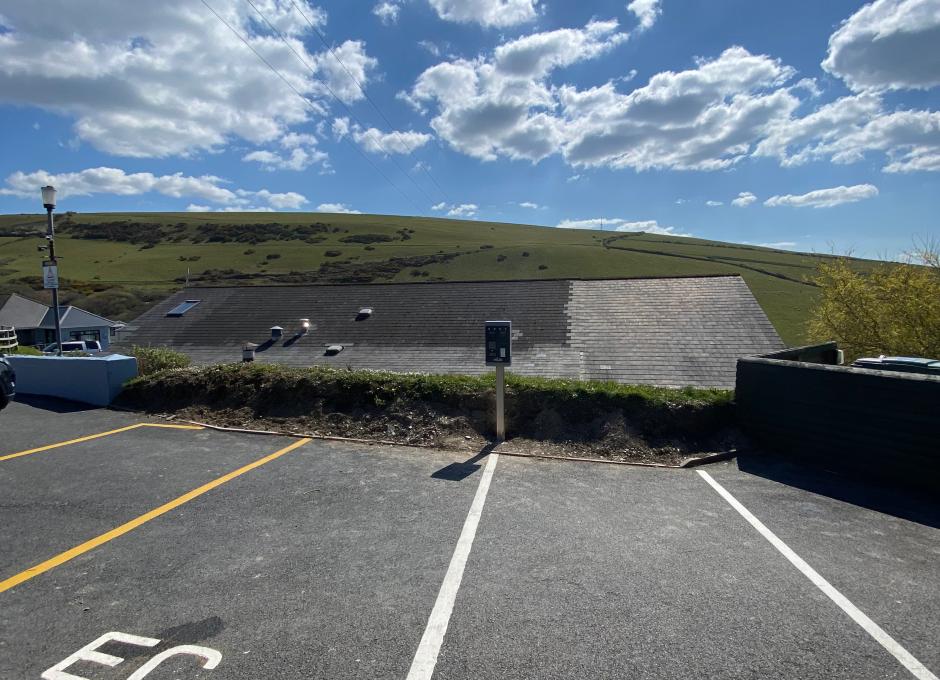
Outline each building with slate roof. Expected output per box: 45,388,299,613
116,275,785,389
0,293,122,349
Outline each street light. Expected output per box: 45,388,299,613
41,185,63,356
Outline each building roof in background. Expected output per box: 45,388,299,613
0,292,119,330
118,276,785,389
0,293,49,329
38,305,121,330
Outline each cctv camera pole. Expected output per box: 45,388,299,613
41,186,63,356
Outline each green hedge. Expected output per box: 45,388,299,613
120,363,734,442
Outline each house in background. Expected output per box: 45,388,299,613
0,293,122,349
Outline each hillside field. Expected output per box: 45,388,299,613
0,211,873,345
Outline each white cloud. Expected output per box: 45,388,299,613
731,191,757,207
755,92,940,173
407,40,803,170
0,166,307,209
186,204,210,212
764,184,879,208
312,40,379,105
759,241,797,249
518,201,540,209
448,203,478,217
354,127,432,155
407,20,629,163
418,40,442,57
404,18,940,175
706,200,723,207
427,0,539,27
627,0,661,32
560,46,798,171
556,217,690,236
372,1,400,24
0,1,382,159
317,202,361,213
431,202,478,217
250,188,306,209
332,116,432,155
823,0,940,91
242,136,328,171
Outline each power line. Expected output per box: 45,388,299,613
199,0,421,212
287,0,451,204
244,0,438,208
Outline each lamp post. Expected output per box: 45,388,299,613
41,185,63,356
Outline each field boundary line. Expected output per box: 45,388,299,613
0,423,203,462
698,470,938,680
0,437,310,594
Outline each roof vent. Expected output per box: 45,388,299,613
356,307,373,321
325,344,344,356
298,318,310,334
270,325,284,340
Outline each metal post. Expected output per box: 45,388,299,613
46,207,63,356
495,364,505,441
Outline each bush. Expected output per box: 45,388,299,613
266,253,281,260
127,346,191,376
10,345,42,355
809,240,940,360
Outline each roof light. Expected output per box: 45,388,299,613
299,318,310,333
166,299,200,317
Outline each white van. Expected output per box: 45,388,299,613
42,340,103,354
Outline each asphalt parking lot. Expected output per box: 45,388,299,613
1,397,938,680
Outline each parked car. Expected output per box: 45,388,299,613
0,356,14,410
851,355,940,376
42,340,102,354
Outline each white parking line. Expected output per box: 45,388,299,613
406,453,500,680
698,470,938,680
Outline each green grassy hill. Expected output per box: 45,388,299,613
0,211,873,345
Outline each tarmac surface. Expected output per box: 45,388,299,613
1,396,937,679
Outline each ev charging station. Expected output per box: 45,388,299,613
485,321,511,440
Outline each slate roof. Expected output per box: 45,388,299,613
117,275,785,388
0,293,51,329
0,293,120,331
39,306,120,329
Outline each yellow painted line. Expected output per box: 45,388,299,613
0,423,203,462
0,437,311,594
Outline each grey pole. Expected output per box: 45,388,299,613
45,207,63,356
495,364,505,440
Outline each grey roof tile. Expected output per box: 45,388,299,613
117,276,784,389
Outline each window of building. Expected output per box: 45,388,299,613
166,300,201,317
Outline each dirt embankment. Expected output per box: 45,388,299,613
118,364,744,466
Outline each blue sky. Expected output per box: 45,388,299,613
0,0,938,257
